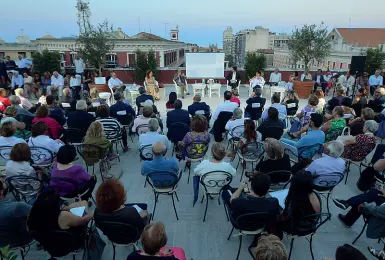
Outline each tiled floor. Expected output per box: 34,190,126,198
23,85,379,259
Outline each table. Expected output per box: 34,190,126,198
125,84,141,102
192,83,206,97
269,86,286,100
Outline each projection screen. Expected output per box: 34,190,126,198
185,53,225,78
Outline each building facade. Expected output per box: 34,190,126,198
223,27,235,61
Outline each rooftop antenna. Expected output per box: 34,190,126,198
164,21,169,38
149,14,152,34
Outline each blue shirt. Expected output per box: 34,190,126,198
281,129,325,148
369,75,383,86
141,157,179,177
261,103,287,120
11,75,24,88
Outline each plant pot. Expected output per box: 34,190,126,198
294,80,314,99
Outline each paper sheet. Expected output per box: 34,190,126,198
70,206,85,217
269,189,289,209
132,205,143,213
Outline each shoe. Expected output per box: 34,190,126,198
182,96,185,99
123,146,130,153
333,199,349,210
186,93,190,95
337,214,351,228
185,161,191,169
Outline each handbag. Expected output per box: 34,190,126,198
82,224,106,260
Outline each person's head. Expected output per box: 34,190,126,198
335,244,367,260
46,95,55,106
139,86,146,95
326,70,331,75
224,90,232,101
271,94,280,104
90,88,99,99
96,179,126,213
86,121,104,139
323,140,344,158
287,92,298,100
264,138,284,160
4,106,18,118
76,100,87,111
336,86,346,96
357,87,367,97
375,87,385,98
267,107,279,121
141,222,168,256
14,88,24,98
0,88,6,97
6,56,10,61
9,95,21,106
113,91,123,101
317,69,322,75
314,89,324,99
193,93,202,102
148,118,159,132
244,119,256,141
56,145,77,164
232,66,237,72
362,72,369,78
363,120,379,134
75,55,80,60
152,142,167,158
35,105,49,118
274,68,279,74
211,142,226,161
13,71,19,77
111,72,117,79
255,71,261,77
254,234,288,260
174,99,182,109
232,89,239,97
250,172,271,197
341,97,352,107
31,121,48,137
63,87,71,97
191,114,208,132
43,72,51,79
168,92,177,104
7,72,13,80
96,104,109,118
23,72,28,78
0,122,16,137
286,171,314,208
375,69,381,76
18,54,22,60
253,87,262,97
309,113,323,129
233,108,243,120
52,71,59,78
332,106,344,118
308,95,319,107
177,69,181,76
146,70,153,78
142,106,153,118
361,107,375,121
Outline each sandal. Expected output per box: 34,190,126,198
287,132,297,139
368,246,385,259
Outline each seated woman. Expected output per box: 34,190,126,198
94,179,149,233
0,88,11,112
89,88,107,106
132,106,158,134
257,107,284,141
83,121,113,164
61,88,76,112
27,189,93,252
28,121,63,154
37,88,47,105
253,235,288,260
314,90,326,112
341,97,356,122
0,108,27,141
166,92,177,109
349,107,375,136
322,106,346,142
281,91,299,116
15,88,34,111
127,222,186,260
50,145,96,201
32,105,63,140
40,72,51,91
351,87,368,117
67,100,95,133
341,120,378,162
5,143,40,204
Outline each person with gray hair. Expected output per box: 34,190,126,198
138,118,168,149
225,108,244,139
369,69,383,96
9,95,34,117
66,100,95,133
305,140,345,186
188,93,211,120
269,68,282,85
173,70,189,98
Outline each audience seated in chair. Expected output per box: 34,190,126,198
9,95,34,117
349,107,375,136
322,106,346,142
5,143,40,204
46,95,66,126
281,92,299,116
245,88,265,120
327,86,347,112
351,88,368,118
0,179,33,248
166,99,190,129
213,90,238,121
132,106,160,134
230,90,241,106
50,145,96,201
127,221,186,260
139,119,168,149
261,94,287,121
60,87,76,112
225,108,244,140
95,179,150,234
252,235,288,260
90,88,107,106
136,86,154,114
110,91,136,119
141,142,179,177
32,105,63,139
188,94,211,120
15,88,34,111
341,97,356,121
257,107,284,141
1,106,27,138
234,119,258,157
28,122,63,154
322,244,367,260
82,121,113,164
166,92,177,109
314,90,326,112
368,87,385,113
67,100,95,133
0,88,11,112
0,121,27,146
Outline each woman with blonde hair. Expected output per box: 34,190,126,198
145,70,159,100
82,121,113,164
253,235,288,260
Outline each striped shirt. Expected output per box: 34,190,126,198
97,117,123,140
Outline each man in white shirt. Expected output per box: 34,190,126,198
345,72,356,96
74,55,85,79
269,68,282,85
369,69,384,96
250,71,265,88
11,71,24,90
108,72,126,92
138,119,169,149
16,55,32,74
48,71,65,98
225,108,244,139
22,72,33,98
213,91,239,120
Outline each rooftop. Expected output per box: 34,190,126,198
335,28,385,47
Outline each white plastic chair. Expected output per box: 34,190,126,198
173,79,187,97
227,80,240,93
192,82,206,97
208,83,221,98
249,81,265,97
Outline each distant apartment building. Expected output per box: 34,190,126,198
223,27,235,61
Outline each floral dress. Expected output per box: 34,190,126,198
325,118,346,142
181,131,210,159
341,134,376,161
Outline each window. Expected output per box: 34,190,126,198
340,63,343,69
60,53,65,61
332,62,336,69
331,35,335,40
18,52,26,57
106,54,116,61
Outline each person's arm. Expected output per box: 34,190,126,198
213,107,220,121
261,106,268,120
321,121,331,133
225,120,233,131
374,159,385,172
362,202,385,220
381,76,384,86
305,161,317,175
14,120,26,130
343,136,357,146
269,74,273,82
230,182,247,202
60,210,93,228
368,76,374,86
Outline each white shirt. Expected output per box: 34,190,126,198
138,131,169,149
225,118,244,139
108,78,123,89
338,75,347,85
269,72,282,83
231,72,236,81
324,75,332,82
70,75,81,87
0,136,26,147
51,74,64,87
316,75,321,83
74,58,85,73
346,76,355,88
306,154,345,186
17,58,32,69
28,135,63,154
301,73,312,81
251,77,265,88
213,101,239,120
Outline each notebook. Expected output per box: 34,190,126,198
269,189,289,209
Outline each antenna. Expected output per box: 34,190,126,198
164,22,169,38
149,13,152,34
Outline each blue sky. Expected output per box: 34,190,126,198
2,0,384,47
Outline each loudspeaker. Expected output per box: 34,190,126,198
350,56,366,76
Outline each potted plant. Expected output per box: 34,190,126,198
0,245,18,260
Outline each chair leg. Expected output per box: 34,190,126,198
345,161,350,185
236,234,242,260
326,192,331,218
203,193,209,222
227,226,235,240
171,193,179,220
20,249,25,260
152,193,158,220
187,167,191,184
175,192,179,201
288,237,295,260
352,222,367,244
240,165,245,181
112,244,116,260
309,234,315,260
143,179,147,188
236,157,241,170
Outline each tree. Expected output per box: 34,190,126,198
225,54,234,67
288,23,332,73
134,49,149,83
365,47,385,75
32,50,61,74
244,52,267,79
147,49,158,78
75,20,115,74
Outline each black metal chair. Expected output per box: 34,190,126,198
101,120,124,159
297,143,323,160
63,128,86,146
139,144,153,161
213,111,233,142
183,141,209,183
266,170,292,191
95,221,140,260
9,238,35,260
226,124,244,150
167,122,191,156
136,124,149,136
313,172,344,216
50,176,96,204
29,146,55,175
226,212,276,260
6,176,45,203
0,145,12,163
77,144,111,181
115,112,134,142
236,141,264,181
262,125,284,141
146,170,183,220
199,171,233,222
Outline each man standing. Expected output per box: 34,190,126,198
226,66,241,90
74,55,85,81
5,56,16,73
345,71,356,96
108,72,126,92
48,71,65,99
16,55,32,75
313,69,326,92
369,69,384,96
173,70,189,98
269,68,282,85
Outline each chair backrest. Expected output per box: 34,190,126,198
297,143,323,160
140,144,153,161
79,143,107,165
341,126,351,136
29,146,54,166
63,128,86,145
96,221,140,245
136,124,149,136
266,170,292,185
50,176,80,199
238,141,264,160
229,125,244,140
168,122,191,143
263,125,284,141
183,141,209,160
313,172,345,190
6,175,45,202
200,171,233,194
285,212,331,237
208,79,215,84
235,212,276,232
213,111,233,142
0,146,12,161
115,111,134,126
146,171,181,190
100,120,122,140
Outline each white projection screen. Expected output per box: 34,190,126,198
185,53,225,78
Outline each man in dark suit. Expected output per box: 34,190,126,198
66,100,95,133
313,69,326,92
110,92,135,120
166,99,190,128
226,66,241,90
188,94,211,120
245,88,266,120
136,86,154,114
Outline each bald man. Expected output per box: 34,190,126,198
141,142,179,177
